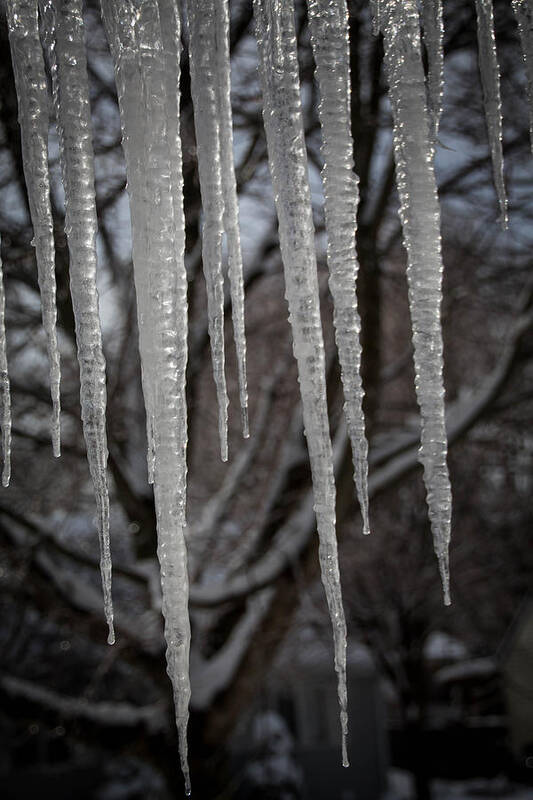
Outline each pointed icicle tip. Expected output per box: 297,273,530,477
242,407,250,440
107,625,116,646
342,733,349,768
439,553,451,606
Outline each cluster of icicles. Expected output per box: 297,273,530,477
4,0,530,792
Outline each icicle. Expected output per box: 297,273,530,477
39,0,114,643
253,0,349,765
474,0,508,226
186,0,229,461
0,238,11,489
378,0,452,604
306,0,369,537
6,0,61,457
100,0,191,792
420,0,444,145
512,0,533,153
369,0,381,36
213,0,249,439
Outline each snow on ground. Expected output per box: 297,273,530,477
384,771,532,800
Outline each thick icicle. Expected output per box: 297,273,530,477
100,0,191,792
512,0,533,153
376,0,452,604
474,0,508,226
186,0,229,461
6,0,61,457
253,0,349,766
40,0,113,642
0,238,11,489
306,0,369,536
420,0,444,144
213,0,249,439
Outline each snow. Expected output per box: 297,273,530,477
6,0,61,457
385,772,533,800
40,0,114,643
435,657,497,684
424,631,469,662
307,0,370,536
5,0,506,787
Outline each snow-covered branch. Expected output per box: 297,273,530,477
189,301,533,608
0,672,168,732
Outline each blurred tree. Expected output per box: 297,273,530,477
0,0,532,798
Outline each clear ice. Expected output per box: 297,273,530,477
100,0,191,791
7,0,61,456
253,0,349,765
307,0,370,537
39,0,114,641
377,0,452,604
475,0,508,226
186,0,229,462
0,236,11,489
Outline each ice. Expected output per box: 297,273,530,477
421,0,444,144
0,237,11,489
39,0,114,641
512,0,533,153
99,0,191,791
475,0,508,226
214,0,249,438
6,0,61,456
253,0,349,765
307,0,370,537
377,0,452,604
186,0,229,461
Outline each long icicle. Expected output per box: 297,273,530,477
420,0,444,145
306,0,370,537
253,0,349,767
40,0,114,643
99,0,191,791
512,0,533,153
6,0,61,457
376,0,452,604
213,0,249,439
0,237,11,489
186,0,229,461
474,0,508,226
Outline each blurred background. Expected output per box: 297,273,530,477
0,0,532,797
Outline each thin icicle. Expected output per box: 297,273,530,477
474,0,508,226
512,0,533,153
100,0,191,792
186,0,229,461
369,0,381,36
377,0,452,604
253,0,349,766
213,0,249,439
306,0,369,537
0,238,11,489
421,0,444,145
6,0,61,457
40,0,114,643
